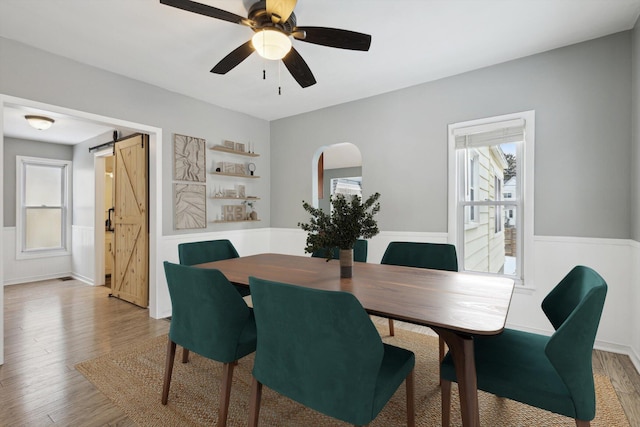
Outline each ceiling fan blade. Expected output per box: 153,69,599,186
293,27,371,51
210,41,255,74
266,0,297,24
160,0,252,26
282,47,316,88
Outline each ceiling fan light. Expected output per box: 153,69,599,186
252,29,292,60
25,115,55,130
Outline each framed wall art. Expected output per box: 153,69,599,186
174,183,206,229
173,134,205,182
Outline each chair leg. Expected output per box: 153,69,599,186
161,339,177,405
575,420,590,427
248,377,263,427
441,379,452,427
218,362,235,427
406,368,415,427
182,348,190,363
388,318,395,336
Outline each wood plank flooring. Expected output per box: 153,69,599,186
1,279,169,426
2,279,639,426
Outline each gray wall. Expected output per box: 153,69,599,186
0,37,270,236
3,137,73,227
631,15,640,371
319,166,362,213
633,18,640,242
271,32,632,239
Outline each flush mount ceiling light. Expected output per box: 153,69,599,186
251,29,292,60
25,115,55,130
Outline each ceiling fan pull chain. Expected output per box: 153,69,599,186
278,61,282,95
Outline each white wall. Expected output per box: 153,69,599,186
2,227,72,285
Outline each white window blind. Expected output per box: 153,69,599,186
454,118,525,149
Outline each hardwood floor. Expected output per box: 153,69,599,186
2,279,639,426
1,279,169,426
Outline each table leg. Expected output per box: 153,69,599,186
432,327,480,427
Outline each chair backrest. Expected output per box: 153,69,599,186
178,239,239,266
542,265,608,421
311,239,368,262
249,277,383,425
381,241,458,271
163,261,252,363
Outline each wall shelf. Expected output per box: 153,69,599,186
210,171,260,178
210,145,259,157
210,197,261,200
210,144,260,225
211,219,261,223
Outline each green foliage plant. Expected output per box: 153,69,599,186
298,193,381,261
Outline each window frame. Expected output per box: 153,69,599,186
493,173,503,235
16,156,72,260
464,149,480,225
447,111,535,287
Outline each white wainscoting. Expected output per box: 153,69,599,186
4,225,639,371
630,240,640,373
509,236,634,360
153,228,272,319
2,227,73,285
268,228,449,264
71,225,95,285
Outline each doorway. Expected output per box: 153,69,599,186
1,94,164,364
94,152,115,288
312,142,363,210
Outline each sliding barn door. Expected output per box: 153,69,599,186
112,133,149,307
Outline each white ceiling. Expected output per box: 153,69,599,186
2,0,639,144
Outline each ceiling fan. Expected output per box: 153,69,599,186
160,0,372,88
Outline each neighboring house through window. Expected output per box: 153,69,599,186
448,111,535,286
16,156,72,259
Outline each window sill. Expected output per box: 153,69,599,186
16,249,71,261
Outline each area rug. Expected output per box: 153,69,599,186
76,327,629,426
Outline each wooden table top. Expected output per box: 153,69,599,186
198,253,515,336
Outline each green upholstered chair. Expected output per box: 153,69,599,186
178,239,250,297
380,241,458,353
247,277,415,427
440,265,608,427
162,262,257,427
311,238,368,262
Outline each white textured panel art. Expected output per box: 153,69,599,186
174,184,206,229
173,134,205,182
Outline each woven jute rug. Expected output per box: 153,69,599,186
76,327,629,426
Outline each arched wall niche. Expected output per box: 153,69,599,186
310,142,362,210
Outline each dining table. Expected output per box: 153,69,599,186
197,253,515,427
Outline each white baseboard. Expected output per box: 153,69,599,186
72,273,94,286
4,272,73,286
630,342,640,374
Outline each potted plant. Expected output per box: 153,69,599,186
298,192,381,278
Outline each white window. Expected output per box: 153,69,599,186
16,156,72,259
448,111,535,287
